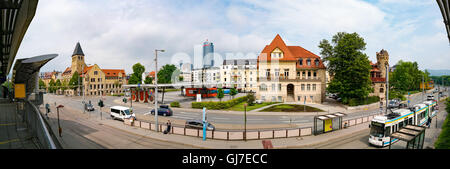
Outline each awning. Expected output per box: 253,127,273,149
12,54,58,97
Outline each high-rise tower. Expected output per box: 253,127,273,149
203,40,214,68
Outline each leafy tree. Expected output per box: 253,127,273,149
55,79,62,90
217,88,224,102
179,76,184,82
49,79,56,93
39,79,46,90
319,32,372,103
144,76,153,84
230,88,238,99
391,60,430,92
157,64,177,103
128,63,146,84
69,71,80,90
246,92,256,106
446,98,450,113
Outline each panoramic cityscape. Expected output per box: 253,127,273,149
1,0,450,166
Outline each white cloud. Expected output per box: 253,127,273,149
15,0,450,74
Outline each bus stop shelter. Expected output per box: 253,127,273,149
313,113,346,135
389,125,426,149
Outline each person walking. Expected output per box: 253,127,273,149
164,120,172,134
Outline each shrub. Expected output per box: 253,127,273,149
192,96,249,110
170,101,180,108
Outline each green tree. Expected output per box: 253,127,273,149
55,79,62,91
128,63,146,84
157,64,177,103
391,60,430,92
69,71,80,90
179,76,184,82
247,92,256,106
39,79,46,90
217,88,224,102
319,32,372,103
49,79,56,93
446,98,450,114
230,88,238,99
144,76,153,84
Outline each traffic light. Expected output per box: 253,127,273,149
98,100,104,107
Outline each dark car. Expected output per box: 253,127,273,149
185,120,215,131
387,99,400,109
84,103,95,111
150,105,173,116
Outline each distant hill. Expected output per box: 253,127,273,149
426,69,450,76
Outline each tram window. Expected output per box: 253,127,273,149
399,122,403,128
385,126,391,136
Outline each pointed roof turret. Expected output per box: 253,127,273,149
72,42,85,56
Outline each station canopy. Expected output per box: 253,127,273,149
12,54,57,97
0,0,38,83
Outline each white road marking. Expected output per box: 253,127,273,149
210,117,230,120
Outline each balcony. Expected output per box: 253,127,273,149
257,76,321,82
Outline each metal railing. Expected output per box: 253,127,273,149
19,99,59,149
124,119,313,141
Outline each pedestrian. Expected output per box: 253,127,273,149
164,120,172,134
427,118,432,128
45,103,50,119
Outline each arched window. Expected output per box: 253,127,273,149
315,59,319,66
298,59,303,66
307,59,311,66
380,88,384,93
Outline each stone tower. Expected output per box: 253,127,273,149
71,42,86,75
376,49,389,78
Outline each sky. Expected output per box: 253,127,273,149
15,0,450,74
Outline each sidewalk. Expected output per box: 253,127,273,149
423,98,448,149
102,115,372,149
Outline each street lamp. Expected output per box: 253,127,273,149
244,103,247,141
56,105,64,137
155,49,165,132
437,0,450,44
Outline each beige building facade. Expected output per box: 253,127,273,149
256,35,327,103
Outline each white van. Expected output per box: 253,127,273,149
110,106,136,121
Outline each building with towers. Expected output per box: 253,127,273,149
369,49,390,102
53,42,127,96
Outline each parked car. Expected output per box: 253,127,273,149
255,100,263,104
427,95,435,101
84,103,95,111
150,105,173,116
185,120,215,131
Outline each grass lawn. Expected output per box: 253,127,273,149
435,100,450,149
260,104,324,112
226,102,278,112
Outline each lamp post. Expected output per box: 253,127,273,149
56,105,64,137
82,64,91,114
155,49,165,132
244,103,247,141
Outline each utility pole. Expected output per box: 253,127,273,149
244,103,247,141
154,49,165,132
385,65,389,114
422,74,424,102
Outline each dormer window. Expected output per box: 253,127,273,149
271,48,284,59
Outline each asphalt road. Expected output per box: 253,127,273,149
42,101,195,149
43,90,433,126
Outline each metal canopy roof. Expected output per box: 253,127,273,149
316,112,346,121
390,125,426,142
0,0,38,83
437,0,450,43
12,54,57,97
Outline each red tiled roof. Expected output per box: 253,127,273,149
62,67,71,76
102,69,126,77
258,34,325,69
80,65,94,77
147,71,155,78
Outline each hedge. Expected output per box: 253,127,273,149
192,96,249,110
170,101,180,108
347,96,380,107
